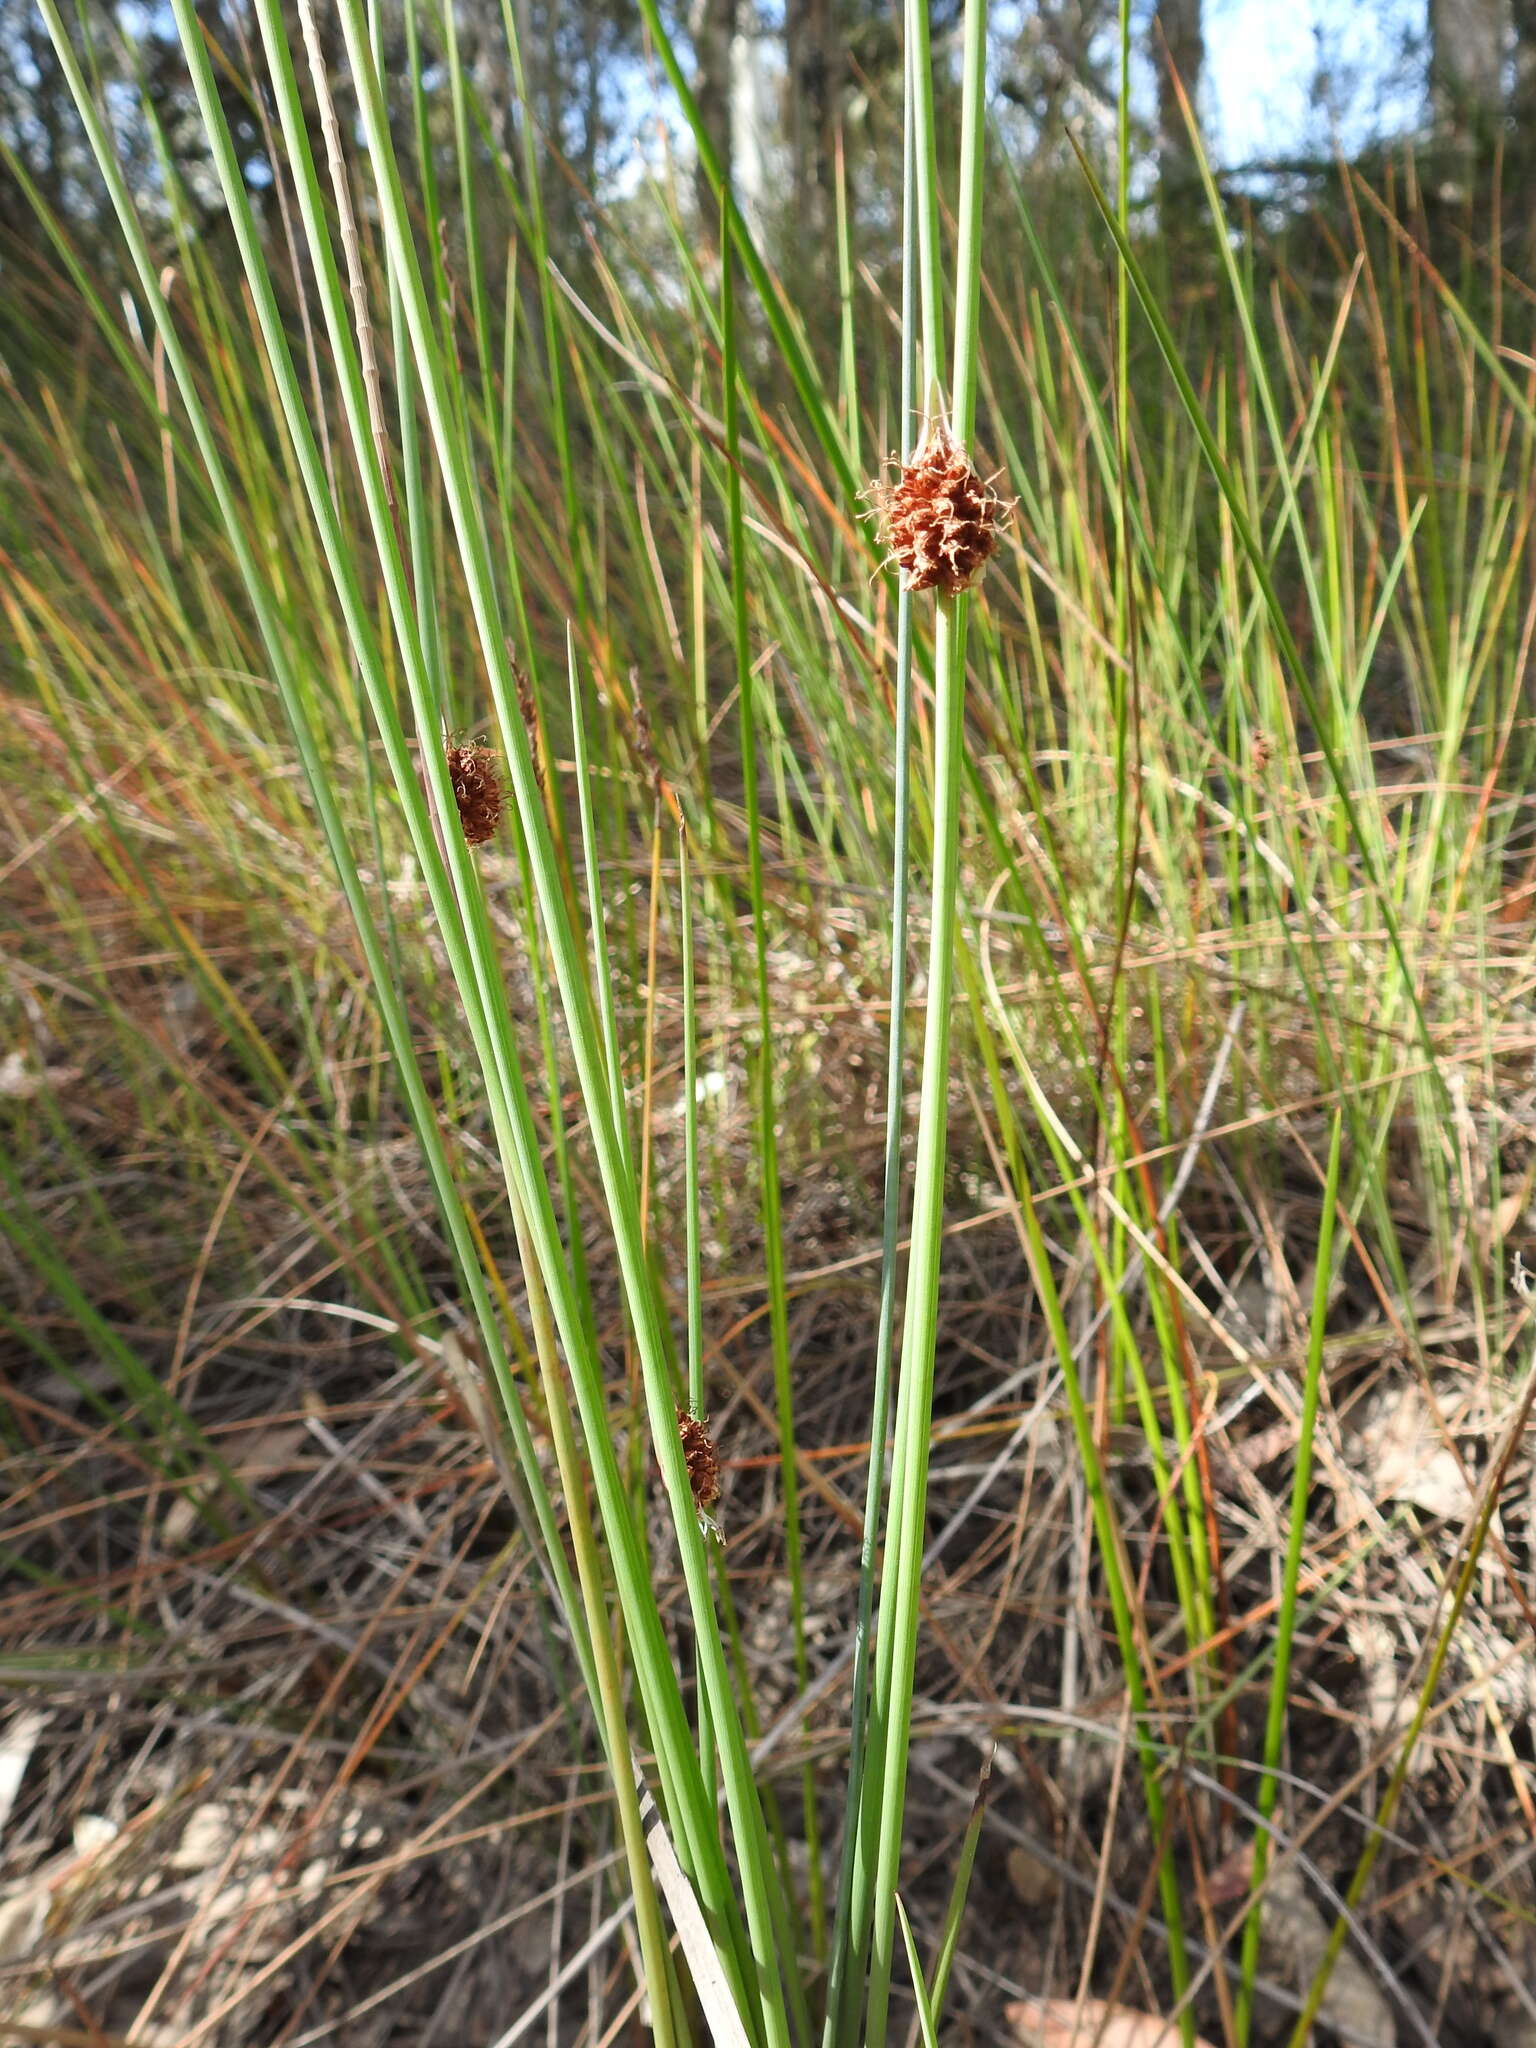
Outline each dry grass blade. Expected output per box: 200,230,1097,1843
0,1716,46,1844
636,1774,755,2048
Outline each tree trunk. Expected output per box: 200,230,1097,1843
1517,0,1536,94
1155,0,1203,221
692,0,735,242
1430,0,1509,146
785,0,834,243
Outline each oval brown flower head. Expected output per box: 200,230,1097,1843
509,651,546,798
446,742,504,846
677,1409,721,1513
874,417,1011,597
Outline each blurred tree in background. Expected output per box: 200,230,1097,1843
3,0,1532,365
1430,0,1505,145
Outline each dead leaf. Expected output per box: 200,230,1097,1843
0,1050,82,1099
1005,1845,1058,1907
1004,1995,1219,2048
1353,1383,1473,1521
169,1802,234,1873
161,1422,308,1546
0,1711,45,1840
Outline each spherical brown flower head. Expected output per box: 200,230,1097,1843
873,417,1011,597
446,742,503,846
677,1409,721,1513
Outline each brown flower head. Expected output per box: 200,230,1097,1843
446,742,503,846
873,417,1011,596
509,651,546,798
677,1409,721,1513
630,686,663,804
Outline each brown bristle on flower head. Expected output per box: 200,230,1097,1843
874,416,1011,597
446,742,503,846
678,1409,721,1512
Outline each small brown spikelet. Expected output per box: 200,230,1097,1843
873,417,1011,597
631,694,661,800
446,742,504,846
678,1409,721,1513
508,648,546,798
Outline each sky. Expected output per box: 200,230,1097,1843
1203,0,1426,163
605,0,1439,220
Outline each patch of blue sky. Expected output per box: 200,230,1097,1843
1204,0,1427,163
849,0,1425,166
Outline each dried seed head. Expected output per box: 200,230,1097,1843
509,648,546,797
677,1409,721,1512
873,417,1011,597
1250,727,1274,774
628,668,665,805
446,742,503,846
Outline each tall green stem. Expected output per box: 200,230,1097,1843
861,10,988,2046
822,45,919,2048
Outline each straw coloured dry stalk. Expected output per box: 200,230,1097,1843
873,416,1010,596
445,742,504,845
